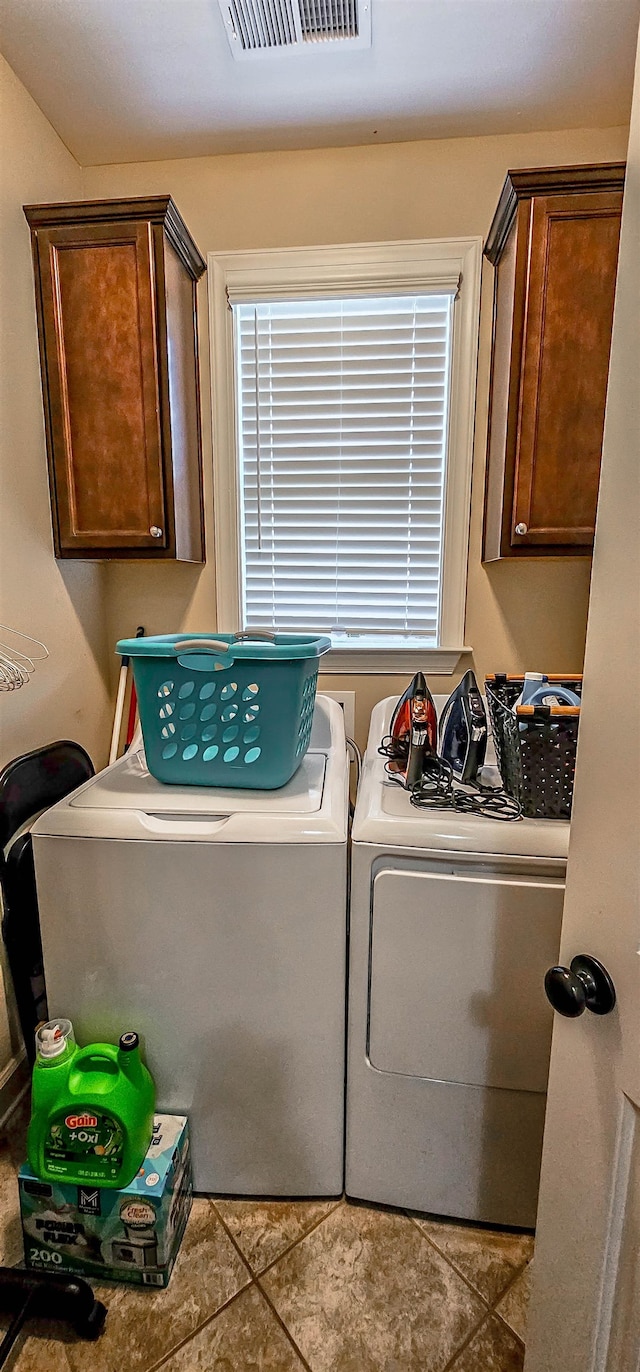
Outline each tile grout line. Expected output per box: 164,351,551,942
407,1215,495,1312
491,1260,531,1349
400,1215,518,1372
437,1256,533,1368
148,1280,257,1372
209,1195,275,1271
211,1199,323,1372
490,1253,532,1347
408,1219,529,1362
492,1253,532,1299
212,1197,344,1281
493,1308,527,1351
65,1192,528,1371
253,1199,344,1281
253,1277,315,1372
408,1213,533,1324
146,1197,254,1372
439,1309,497,1372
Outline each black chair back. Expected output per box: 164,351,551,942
0,741,94,1062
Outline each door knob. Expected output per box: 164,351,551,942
149,526,163,538
544,955,616,1018
515,522,528,535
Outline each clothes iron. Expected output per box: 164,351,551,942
438,670,488,785
388,672,438,788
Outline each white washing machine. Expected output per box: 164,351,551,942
346,696,568,1228
32,696,348,1197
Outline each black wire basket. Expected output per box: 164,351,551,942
485,675,582,820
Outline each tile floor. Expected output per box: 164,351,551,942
0,1098,533,1371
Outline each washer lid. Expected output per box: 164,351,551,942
32,695,348,844
353,697,570,863
68,746,326,815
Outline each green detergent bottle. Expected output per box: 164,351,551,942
27,1019,156,1189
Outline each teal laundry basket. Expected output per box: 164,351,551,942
116,632,331,789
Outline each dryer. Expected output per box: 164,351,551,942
32,696,348,1197
346,696,568,1228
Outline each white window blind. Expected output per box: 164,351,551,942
234,292,454,638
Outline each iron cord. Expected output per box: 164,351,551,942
378,736,522,821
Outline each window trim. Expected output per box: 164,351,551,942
208,237,482,674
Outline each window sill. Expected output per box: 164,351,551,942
320,642,471,675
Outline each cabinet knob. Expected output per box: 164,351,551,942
515,522,528,535
150,526,163,538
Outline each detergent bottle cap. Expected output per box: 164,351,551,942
35,1018,75,1061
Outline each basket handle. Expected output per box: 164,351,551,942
516,704,581,717
173,638,231,655
486,673,583,683
232,630,277,643
173,633,277,655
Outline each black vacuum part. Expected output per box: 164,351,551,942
0,1268,107,1367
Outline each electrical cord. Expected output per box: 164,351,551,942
346,736,362,791
345,737,362,822
410,757,522,821
378,734,408,767
378,736,522,821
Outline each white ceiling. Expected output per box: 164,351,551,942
1,0,637,166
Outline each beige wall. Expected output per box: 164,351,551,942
0,54,111,771
83,124,628,747
0,56,112,1084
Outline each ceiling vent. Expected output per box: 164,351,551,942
218,0,371,57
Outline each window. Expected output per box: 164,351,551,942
209,239,482,673
235,293,453,637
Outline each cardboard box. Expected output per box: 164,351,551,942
19,1114,192,1288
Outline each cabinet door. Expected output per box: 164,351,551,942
512,191,622,548
35,220,167,553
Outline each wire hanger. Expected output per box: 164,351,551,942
0,625,49,692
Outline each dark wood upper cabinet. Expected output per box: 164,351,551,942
482,163,624,561
24,196,206,561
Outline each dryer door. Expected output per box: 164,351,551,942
368,867,563,1093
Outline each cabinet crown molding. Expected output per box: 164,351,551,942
484,161,626,266
23,195,206,282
